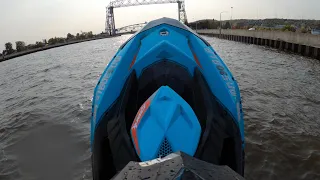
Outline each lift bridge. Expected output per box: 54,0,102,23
106,0,188,35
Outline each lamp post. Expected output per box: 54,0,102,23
231,7,233,21
220,11,227,37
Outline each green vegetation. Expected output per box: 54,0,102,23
16,41,26,52
188,19,219,29
35,41,45,48
223,21,231,29
300,27,308,33
1,31,97,57
188,18,320,33
282,25,296,32
67,33,75,40
48,37,65,45
4,42,14,55
188,20,243,30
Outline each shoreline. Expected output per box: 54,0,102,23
0,35,120,62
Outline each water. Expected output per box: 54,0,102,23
0,35,319,180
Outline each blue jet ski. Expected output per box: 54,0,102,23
91,17,245,180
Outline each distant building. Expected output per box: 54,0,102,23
234,22,246,29
311,29,320,35
274,25,285,29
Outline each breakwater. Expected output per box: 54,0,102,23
197,29,320,60
0,35,120,62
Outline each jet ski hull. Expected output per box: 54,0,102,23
91,17,245,179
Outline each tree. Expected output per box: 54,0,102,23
16,41,26,52
87,31,93,38
48,37,65,45
27,44,36,49
5,42,14,54
35,41,45,48
76,33,80,39
209,20,219,29
67,33,75,41
48,38,57,45
79,32,86,39
223,21,231,29
57,38,65,43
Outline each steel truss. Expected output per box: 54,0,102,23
106,0,187,35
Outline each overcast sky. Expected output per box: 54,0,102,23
1,0,319,47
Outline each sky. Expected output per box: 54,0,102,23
1,0,320,48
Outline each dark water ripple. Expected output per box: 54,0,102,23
0,35,319,180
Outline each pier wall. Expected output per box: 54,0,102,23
197,29,320,60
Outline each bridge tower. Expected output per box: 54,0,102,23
178,1,187,24
106,6,116,36
105,0,188,36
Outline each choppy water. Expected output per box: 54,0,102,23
0,35,319,180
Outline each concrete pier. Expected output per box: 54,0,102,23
197,29,320,60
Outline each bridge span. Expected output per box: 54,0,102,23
116,22,147,34
106,0,187,36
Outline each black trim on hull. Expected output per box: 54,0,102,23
193,68,244,174
92,71,139,180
